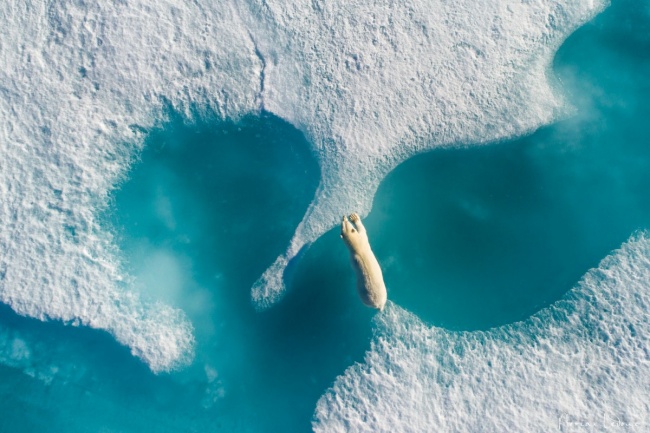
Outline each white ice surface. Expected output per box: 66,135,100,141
244,0,607,308
0,0,261,372
0,0,606,369
314,232,650,432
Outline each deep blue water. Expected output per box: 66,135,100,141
1,1,649,432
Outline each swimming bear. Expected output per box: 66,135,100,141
340,213,387,310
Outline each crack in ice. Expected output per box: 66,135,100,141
248,31,267,111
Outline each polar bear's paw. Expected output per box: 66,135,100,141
349,213,360,223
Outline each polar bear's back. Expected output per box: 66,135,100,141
341,214,387,310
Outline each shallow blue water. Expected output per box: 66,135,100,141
1,1,650,432
108,113,376,432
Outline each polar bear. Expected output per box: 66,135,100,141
340,213,387,310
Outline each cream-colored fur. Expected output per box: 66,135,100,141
340,213,387,310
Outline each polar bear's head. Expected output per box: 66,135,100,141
340,214,368,251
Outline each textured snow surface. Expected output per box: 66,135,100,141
314,232,650,432
0,0,261,371
246,0,607,308
0,0,605,369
